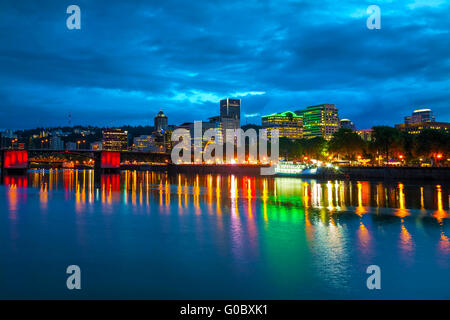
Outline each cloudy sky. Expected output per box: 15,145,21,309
0,0,448,130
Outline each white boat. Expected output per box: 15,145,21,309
274,161,306,175
274,161,323,176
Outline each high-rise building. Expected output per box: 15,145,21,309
340,119,356,130
356,129,373,141
0,132,9,149
219,98,241,134
404,109,435,124
261,111,303,139
154,110,168,133
50,136,64,150
102,128,128,151
133,135,156,152
207,116,223,144
174,119,221,148
220,98,241,121
295,104,340,140
395,122,450,134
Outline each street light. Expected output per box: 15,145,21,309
435,153,443,167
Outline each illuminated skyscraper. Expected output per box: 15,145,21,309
261,111,303,139
404,109,435,124
295,104,339,140
340,119,356,130
154,110,169,133
102,128,128,151
219,98,241,133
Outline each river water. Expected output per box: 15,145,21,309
0,170,449,299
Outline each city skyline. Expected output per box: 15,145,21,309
0,0,449,130
1,0,449,305
0,101,446,133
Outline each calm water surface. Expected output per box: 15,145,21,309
1,170,449,299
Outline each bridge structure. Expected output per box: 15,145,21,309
0,149,171,180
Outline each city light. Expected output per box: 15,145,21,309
0,1,449,305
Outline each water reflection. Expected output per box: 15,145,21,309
1,170,449,297
3,169,449,224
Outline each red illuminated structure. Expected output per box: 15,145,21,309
101,152,121,169
3,150,28,169
1,150,29,177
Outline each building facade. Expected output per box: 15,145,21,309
174,120,221,148
102,128,128,151
261,111,303,139
133,135,155,152
295,104,340,140
154,110,168,133
356,129,374,141
50,136,64,150
219,98,241,134
395,122,450,134
340,118,356,130
404,109,435,124
90,141,102,151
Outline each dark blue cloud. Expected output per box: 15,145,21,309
0,0,449,130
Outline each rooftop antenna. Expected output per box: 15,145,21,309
68,112,72,127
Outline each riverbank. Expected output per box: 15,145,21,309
167,164,450,181
4,164,449,182
338,166,450,181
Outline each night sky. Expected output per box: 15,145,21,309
0,0,449,130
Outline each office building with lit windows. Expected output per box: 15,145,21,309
404,108,435,124
395,122,450,134
133,135,156,152
174,119,221,148
295,104,340,140
102,128,128,151
50,136,64,150
356,129,374,141
219,98,241,133
261,111,303,139
154,110,169,133
152,110,173,151
340,118,356,130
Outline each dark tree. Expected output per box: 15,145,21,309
328,128,366,160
